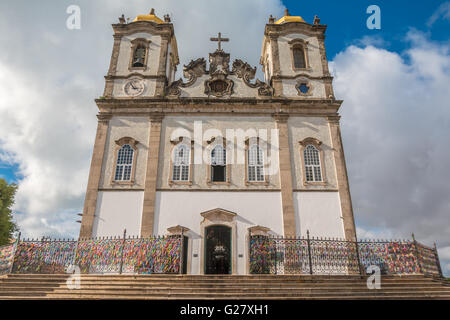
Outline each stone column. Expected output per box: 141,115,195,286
154,34,170,97
104,34,122,97
328,115,357,241
79,114,111,238
269,35,283,97
273,113,296,237
140,113,164,237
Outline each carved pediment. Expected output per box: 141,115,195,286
167,225,190,235
248,225,271,236
232,59,273,97
166,51,273,98
166,58,206,97
200,208,237,223
183,58,207,83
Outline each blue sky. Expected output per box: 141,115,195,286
2,1,446,184
0,0,449,275
284,0,449,58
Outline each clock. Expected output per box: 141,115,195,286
124,79,145,96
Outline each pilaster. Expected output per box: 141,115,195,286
154,35,170,97
327,115,357,241
273,113,296,237
79,114,111,238
140,113,165,237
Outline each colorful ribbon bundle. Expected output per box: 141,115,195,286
0,244,16,274
12,241,77,273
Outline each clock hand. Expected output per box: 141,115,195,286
130,82,137,90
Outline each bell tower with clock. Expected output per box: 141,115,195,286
103,9,179,99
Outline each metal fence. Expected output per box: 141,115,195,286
249,232,443,277
3,232,182,275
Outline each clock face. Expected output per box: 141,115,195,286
124,79,145,96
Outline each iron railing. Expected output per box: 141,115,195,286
7,232,182,275
249,232,443,277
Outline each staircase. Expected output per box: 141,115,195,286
0,274,449,300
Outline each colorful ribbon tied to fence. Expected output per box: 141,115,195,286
12,240,77,274
0,243,16,275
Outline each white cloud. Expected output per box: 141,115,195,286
427,1,450,27
330,30,450,275
0,0,285,239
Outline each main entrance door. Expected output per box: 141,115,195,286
205,225,231,274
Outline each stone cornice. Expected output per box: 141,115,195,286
112,21,174,37
95,98,343,116
264,22,327,38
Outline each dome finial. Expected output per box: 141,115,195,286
284,9,290,16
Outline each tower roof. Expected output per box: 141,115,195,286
132,8,164,24
275,9,306,24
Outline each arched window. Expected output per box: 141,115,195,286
293,46,306,69
172,144,190,181
248,144,264,182
303,145,322,182
114,144,134,181
132,44,146,68
211,145,226,182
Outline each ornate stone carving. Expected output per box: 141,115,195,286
183,58,207,83
200,208,237,223
204,50,234,97
204,71,234,97
209,50,230,74
232,59,273,96
166,58,207,97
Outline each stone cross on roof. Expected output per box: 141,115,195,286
210,32,229,51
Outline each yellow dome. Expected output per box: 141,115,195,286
133,8,164,24
275,9,305,24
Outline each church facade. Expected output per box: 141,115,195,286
79,9,357,275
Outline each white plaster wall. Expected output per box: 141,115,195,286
158,116,280,189
288,116,338,190
293,192,345,238
100,116,150,189
154,191,283,275
92,191,144,237
115,32,161,76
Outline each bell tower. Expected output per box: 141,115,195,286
103,9,179,98
260,9,334,99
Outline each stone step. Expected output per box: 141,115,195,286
1,274,446,300
2,290,449,299
1,282,446,290
2,287,449,296
1,295,448,300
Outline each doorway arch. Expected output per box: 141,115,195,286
205,225,232,274
200,208,237,275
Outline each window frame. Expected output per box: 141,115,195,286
128,38,151,71
296,80,313,96
299,137,327,186
206,137,230,185
169,136,194,186
245,138,268,185
288,39,310,71
111,137,139,185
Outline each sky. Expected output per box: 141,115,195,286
0,0,449,275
